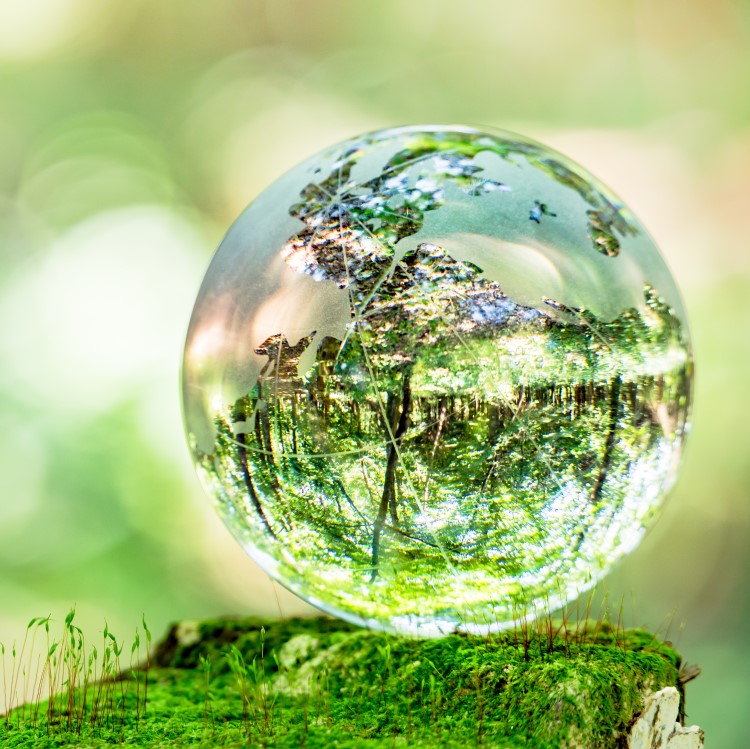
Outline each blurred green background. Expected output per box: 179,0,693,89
0,0,747,744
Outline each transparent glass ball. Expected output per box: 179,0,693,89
182,125,692,635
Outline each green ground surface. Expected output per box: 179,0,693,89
0,615,688,748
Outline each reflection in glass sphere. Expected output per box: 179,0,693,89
182,126,692,636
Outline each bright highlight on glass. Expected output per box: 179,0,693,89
182,125,692,635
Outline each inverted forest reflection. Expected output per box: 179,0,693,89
187,128,692,634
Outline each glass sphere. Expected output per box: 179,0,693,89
182,125,692,636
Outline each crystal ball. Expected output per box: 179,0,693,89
182,125,692,635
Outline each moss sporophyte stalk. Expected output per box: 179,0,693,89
0,612,702,748
182,125,692,636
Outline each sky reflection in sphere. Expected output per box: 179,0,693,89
182,126,692,636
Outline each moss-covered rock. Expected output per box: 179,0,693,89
1,616,697,748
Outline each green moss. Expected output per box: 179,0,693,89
1,616,685,748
